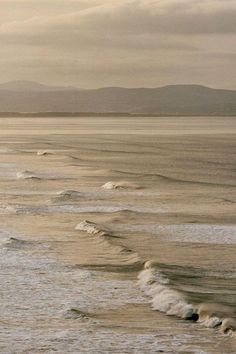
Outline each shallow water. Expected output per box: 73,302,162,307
0,241,144,353
0,116,235,353
0,233,219,354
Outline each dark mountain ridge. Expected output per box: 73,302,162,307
0,81,235,115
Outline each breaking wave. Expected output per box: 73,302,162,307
75,220,109,236
101,181,141,190
16,170,40,180
37,150,53,156
16,170,74,181
138,261,236,337
138,263,194,319
75,220,140,264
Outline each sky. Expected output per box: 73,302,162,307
0,0,235,89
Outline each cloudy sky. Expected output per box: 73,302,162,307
0,0,235,88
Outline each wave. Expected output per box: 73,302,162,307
37,150,53,156
49,189,161,204
138,261,236,337
75,220,109,236
64,307,90,321
16,170,41,180
0,233,40,250
16,171,73,181
138,264,194,319
107,169,236,187
101,181,141,190
75,220,140,265
3,237,34,249
51,190,83,203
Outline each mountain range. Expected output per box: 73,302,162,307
0,81,235,115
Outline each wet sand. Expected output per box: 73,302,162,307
0,116,236,353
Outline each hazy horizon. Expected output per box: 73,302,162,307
0,79,235,92
0,0,236,90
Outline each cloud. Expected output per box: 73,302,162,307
1,0,236,40
0,0,235,88
1,0,234,56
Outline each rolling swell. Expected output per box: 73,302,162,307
68,214,236,339
101,181,141,190
109,169,236,187
16,170,41,180
75,220,140,266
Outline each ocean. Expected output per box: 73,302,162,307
0,116,235,353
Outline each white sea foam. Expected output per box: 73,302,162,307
0,242,158,353
195,303,235,331
108,223,236,244
16,170,39,180
101,181,141,190
200,316,222,328
138,267,193,319
37,150,53,156
138,263,236,336
16,170,72,181
75,220,107,235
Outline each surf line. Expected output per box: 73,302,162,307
138,261,236,337
75,220,140,266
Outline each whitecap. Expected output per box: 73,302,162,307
75,220,107,235
37,150,53,156
16,170,40,180
138,267,193,319
102,181,141,190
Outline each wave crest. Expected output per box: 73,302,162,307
16,170,40,180
101,181,141,190
138,262,236,336
138,266,193,319
37,150,53,156
75,220,108,236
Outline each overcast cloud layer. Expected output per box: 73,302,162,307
0,0,235,88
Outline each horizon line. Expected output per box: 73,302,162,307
0,80,235,91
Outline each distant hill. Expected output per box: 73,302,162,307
0,80,77,92
0,81,235,115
